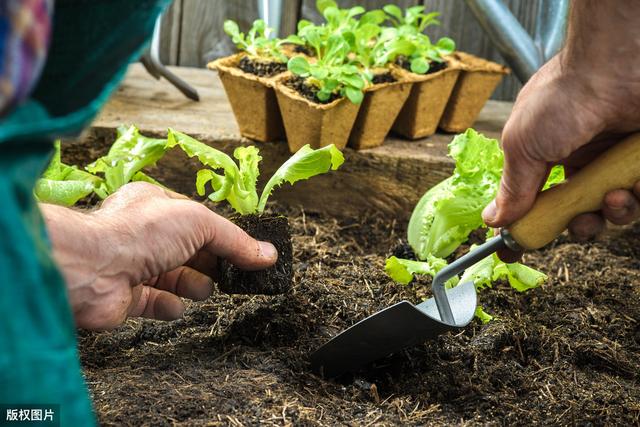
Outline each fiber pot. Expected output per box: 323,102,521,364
209,53,286,142
274,75,362,153
391,61,461,139
348,67,413,150
439,52,510,133
217,213,293,295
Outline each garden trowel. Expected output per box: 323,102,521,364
312,132,640,378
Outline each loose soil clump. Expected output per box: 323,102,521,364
218,213,293,295
237,56,287,78
372,72,397,85
284,75,340,104
79,207,640,426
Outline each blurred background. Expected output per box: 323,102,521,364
158,0,542,102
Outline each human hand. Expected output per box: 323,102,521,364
41,182,278,330
481,53,640,261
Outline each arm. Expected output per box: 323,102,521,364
482,0,640,259
41,182,277,330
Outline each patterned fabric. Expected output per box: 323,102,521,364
0,0,53,116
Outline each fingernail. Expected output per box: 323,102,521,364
259,241,278,261
482,200,497,224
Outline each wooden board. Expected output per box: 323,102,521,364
68,64,512,221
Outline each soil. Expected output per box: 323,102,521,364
284,76,340,104
237,56,287,78
372,72,397,85
218,213,293,295
396,56,448,75
78,205,640,426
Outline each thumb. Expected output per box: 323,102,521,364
482,136,550,228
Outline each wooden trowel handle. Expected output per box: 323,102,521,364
508,132,640,250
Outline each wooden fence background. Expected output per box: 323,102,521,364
159,0,542,101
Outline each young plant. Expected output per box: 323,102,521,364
287,35,369,104
383,4,441,34
386,129,565,321
34,125,168,206
35,141,102,206
224,19,287,63
166,129,344,214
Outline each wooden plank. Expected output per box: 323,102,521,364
159,0,183,65
178,0,261,67
280,0,302,37
67,64,512,221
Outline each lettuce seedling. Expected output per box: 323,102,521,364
35,141,102,206
166,129,344,214
287,35,368,104
386,129,564,321
224,19,287,63
86,125,167,198
35,125,168,206
383,4,441,33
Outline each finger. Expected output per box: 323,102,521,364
568,212,605,242
146,266,213,301
602,189,640,225
185,250,218,279
200,211,278,270
128,285,186,321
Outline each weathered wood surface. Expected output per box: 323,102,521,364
68,64,511,221
159,0,542,101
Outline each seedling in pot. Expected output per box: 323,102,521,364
224,19,288,77
167,129,344,295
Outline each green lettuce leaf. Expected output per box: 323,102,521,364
257,144,344,212
86,125,166,197
385,255,448,285
474,306,494,324
167,129,259,214
34,141,102,206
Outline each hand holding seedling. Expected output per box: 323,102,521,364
482,0,640,258
41,182,278,330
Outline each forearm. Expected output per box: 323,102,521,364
562,0,640,80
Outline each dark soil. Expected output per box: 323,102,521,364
396,56,448,75
284,76,340,104
238,56,287,78
372,72,397,85
78,207,640,426
218,213,293,295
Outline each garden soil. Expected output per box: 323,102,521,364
78,205,640,426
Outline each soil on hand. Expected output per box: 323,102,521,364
79,207,640,426
284,75,340,104
372,72,397,85
396,56,448,75
238,56,287,78
218,213,293,295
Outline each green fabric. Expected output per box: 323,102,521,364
0,1,170,426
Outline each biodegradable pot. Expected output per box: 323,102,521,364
217,213,293,295
274,76,362,152
439,52,510,133
209,53,285,142
391,61,461,139
348,68,413,150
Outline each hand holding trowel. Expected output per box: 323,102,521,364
312,132,640,378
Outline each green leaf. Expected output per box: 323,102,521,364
385,256,446,285
223,20,241,38
493,261,548,292
288,56,311,75
542,165,565,190
167,129,259,214
345,86,364,104
436,37,456,54
410,57,430,74
316,0,337,13
474,306,494,323
257,144,344,212
383,4,404,23
34,179,95,207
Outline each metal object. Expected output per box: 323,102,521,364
258,0,283,38
141,14,200,101
311,234,515,378
463,0,569,82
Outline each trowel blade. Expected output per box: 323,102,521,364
311,280,477,378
